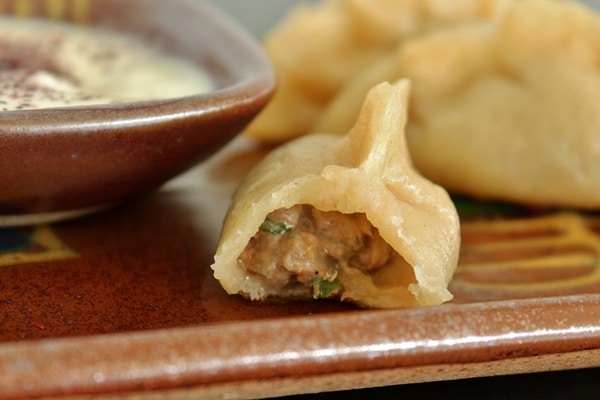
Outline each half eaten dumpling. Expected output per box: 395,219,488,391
211,81,460,308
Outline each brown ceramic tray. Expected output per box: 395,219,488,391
1,139,600,399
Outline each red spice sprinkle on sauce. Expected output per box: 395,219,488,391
0,17,212,111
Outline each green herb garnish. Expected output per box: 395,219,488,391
311,277,342,299
259,217,292,234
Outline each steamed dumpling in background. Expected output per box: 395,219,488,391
315,0,600,209
245,0,515,142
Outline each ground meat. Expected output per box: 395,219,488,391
238,205,393,297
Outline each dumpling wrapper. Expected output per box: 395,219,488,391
211,81,460,309
245,0,515,142
315,0,600,208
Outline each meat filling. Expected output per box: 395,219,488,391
238,205,393,298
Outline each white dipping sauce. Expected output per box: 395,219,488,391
0,17,214,111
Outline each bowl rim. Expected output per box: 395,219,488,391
0,0,277,223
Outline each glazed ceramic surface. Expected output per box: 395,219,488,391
0,0,275,225
1,138,599,399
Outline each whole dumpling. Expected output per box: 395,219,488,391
245,0,515,142
315,0,600,209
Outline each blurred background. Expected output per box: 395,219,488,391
207,0,315,37
209,0,600,38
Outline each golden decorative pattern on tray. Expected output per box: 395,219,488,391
0,0,90,23
451,212,600,301
0,225,77,267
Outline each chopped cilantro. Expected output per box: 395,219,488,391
311,277,342,299
259,217,292,234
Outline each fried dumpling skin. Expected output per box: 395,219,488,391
211,81,460,308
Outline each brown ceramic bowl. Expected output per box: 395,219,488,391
0,0,275,226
